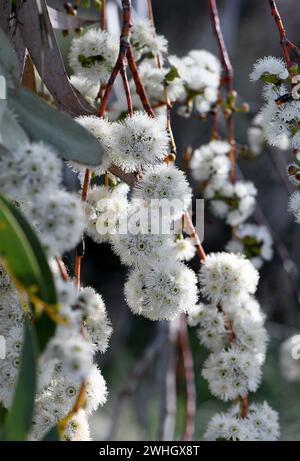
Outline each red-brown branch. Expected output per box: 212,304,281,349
184,211,206,261
178,314,196,441
208,0,233,90
127,47,155,118
55,256,69,281
208,0,235,182
267,0,300,67
267,0,291,67
97,0,132,117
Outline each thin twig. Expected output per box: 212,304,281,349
127,47,155,118
178,314,196,441
98,0,132,117
208,0,235,182
267,0,291,67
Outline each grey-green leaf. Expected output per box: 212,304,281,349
1,323,38,441
0,27,19,83
8,87,104,166
0,108,29,151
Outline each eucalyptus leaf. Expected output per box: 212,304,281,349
17,0,95,116
1,323,38,441
0,193,57,306
0,108,28,151
48,6,98,30
8,87,104,166
35,311,57,353
0,27,19,83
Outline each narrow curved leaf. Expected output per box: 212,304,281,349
8,87,104,166
0,109,28,151
17,0,95,116
1,323,38,441
0,27,19,82
0,193,57,306
35,311,56,353
48,6,98,30
0,1,11,34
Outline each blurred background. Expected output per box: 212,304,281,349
50,0,300,440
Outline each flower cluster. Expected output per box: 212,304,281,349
109,169,197,320
190,140,273,267
190,140,231,188
204,402,280,441
205,180,257,227
279,334,300,382
41,280,111,441
169,50,221,117
0,124,114,441
0,141,85,256
251,56,300,227
130,18,168,63
226,224,273,269
69,28,119,84
67,21,198,325
188,251,279,440
0,267,112,441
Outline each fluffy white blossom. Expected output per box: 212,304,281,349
70,116,115,179
69,28,119,84
280,334,300,382
202,346,262,401
25,190,85,256
124,262,198,321
258,97,300,148
44,332,94,381
70,75,98,106
110,112,169,172
85,183,129,243
191,298,267,357
169,50,220,116
111,230,174,268
63,409,91,441
84,366,107,414
226,224,273,269
190,140,231,188
130,18,168,62
174,236,196,261
205,402,279,441
250,56,288,82
206,180,257,226
199,252,259,304
0,141,62,202
134,61,185,105
133,164,192,219
0,286,24,336
0,324,24,408
74,287,112,353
